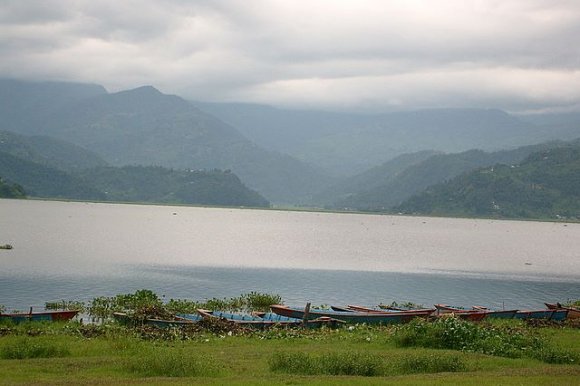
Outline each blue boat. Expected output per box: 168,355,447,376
549,309,568,321
513,310,555,320
195,309,340,328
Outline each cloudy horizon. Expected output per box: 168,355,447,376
1,0,580,114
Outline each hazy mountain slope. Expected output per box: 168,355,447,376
0,151,106,200
0,149,270,207
195,103,573,176
77,166,270,207
2,81,332,204
0,79,107,133
331,142,564,211
0,177,25,198
194,101,371,153
312,150,439,205
0,130,107,172
396,141,580,219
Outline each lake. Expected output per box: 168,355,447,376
1,199,579,310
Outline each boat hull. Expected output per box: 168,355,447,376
0,310,78,323
270,305,431,325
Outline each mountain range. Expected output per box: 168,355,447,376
2,78,580,215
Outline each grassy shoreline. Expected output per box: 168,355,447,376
0,318,578,385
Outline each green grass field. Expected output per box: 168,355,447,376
0,319,578,385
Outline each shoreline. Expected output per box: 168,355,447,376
3,196,579,225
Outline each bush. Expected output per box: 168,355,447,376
0,336,70,359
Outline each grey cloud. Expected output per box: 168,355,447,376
1,0,580,112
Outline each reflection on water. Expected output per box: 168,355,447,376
1,199,579,310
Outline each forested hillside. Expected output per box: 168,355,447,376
76,166,270,207
2,80,331,203
0,151,105,200
396,143,580,220
0,132,270,207
326,142,567,211
0,130,107,171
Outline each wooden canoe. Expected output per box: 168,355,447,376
346,304,435,315
196,309,343,329
0,310,78,323
113,312,198,328
545,303,579,319
270,304,432,325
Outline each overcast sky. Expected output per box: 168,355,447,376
1,0,580,113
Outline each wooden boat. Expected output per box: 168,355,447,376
346,304,436,315
270,304,432,325
436,304,518,320
196,309,343,329
545,303,580,319
113,312,199,328
0,309,78,323
513,310,555,320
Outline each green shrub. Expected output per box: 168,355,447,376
124,347,222,377
392,317,578,365
241,292,282,311
0,336,70,359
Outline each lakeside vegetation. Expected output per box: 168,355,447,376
2,291,579,384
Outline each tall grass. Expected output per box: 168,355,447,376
269,350,467,376
0,336,70,359
123,346,223,377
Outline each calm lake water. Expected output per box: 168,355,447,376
1,199,579,310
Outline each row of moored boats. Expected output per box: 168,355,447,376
113,302,579,328
2,302,577,328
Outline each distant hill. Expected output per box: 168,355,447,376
396,141,580,220
0,130,107,172
2,80,332,204
0,151,106,200
312,150,439,205
195,102,580,176
328,142,566,211
76,166,270,207
0,149,270,207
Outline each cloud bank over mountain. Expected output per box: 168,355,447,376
1,0,580,113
